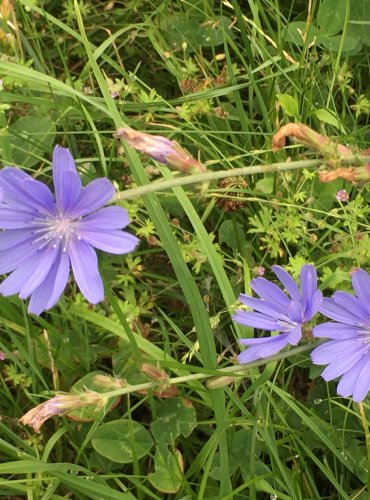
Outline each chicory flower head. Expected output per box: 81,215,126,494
234,265,322,364
0,145,139,315
311,269,370,402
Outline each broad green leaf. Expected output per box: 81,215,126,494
318,34,360,52
276,93,299,119
151,397,196,443
347,0,370,47
286,21,321,46
92,420,154,463
8,115,56,168
148,444,183,493
314,108,345,132
255,176,274,194
317,0,347,36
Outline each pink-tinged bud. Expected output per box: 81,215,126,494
137,363,177,398
207,375,236,389
140,363,168,381
0,351,5,360
92,375,128,389
254,266,265,277
335,189,349,202
115,127,206,174
20,392,103,433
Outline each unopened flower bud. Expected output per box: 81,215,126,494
140,363,168,381
93,375,127,389
115,127,206,174
207,376,236,389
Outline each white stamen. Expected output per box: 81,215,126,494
30,210,82,251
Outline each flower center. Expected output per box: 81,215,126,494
359,324,370,345
32,210,81,252
53,216,73,237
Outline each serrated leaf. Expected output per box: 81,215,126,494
148,444,183,493
9,115,56,168
276,93,299,119
317,0,347,36
151,397,196,443
92,420,154,463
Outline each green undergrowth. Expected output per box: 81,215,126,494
0,0,369,498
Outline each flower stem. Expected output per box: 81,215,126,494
96,342,315,400
115,155,369,201
358,402,370,495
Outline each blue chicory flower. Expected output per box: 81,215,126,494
234,265,322,364
0,145,139,315
311,269,370,402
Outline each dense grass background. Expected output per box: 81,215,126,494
0,0,369,498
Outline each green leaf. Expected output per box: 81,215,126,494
276,93,299,119
148,444,183,493
255,176,274,194
312,176,343,213
286,21,321,46
164,15,233,53
8,114,56,168
318,34,360,52
210,429,262,479
218,220,247,254
347,0,370,47
313,108,345,132
151,397,196,443
92,420,154,463
344,440,368,482
317,0,347,36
